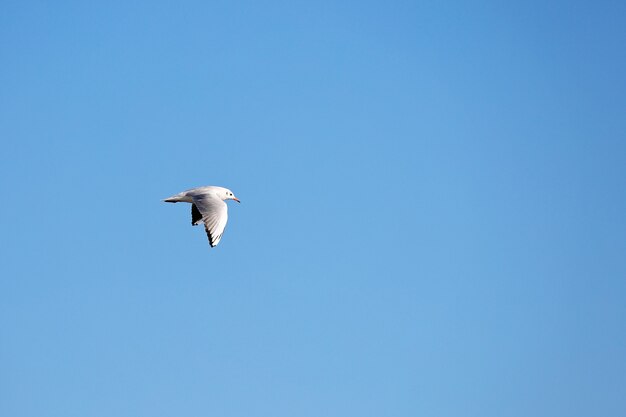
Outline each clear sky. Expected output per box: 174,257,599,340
1,1,625,416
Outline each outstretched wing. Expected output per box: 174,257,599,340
192,194,228,247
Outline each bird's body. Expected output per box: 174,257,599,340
164,185,240,248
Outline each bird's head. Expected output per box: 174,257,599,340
222,188,240,203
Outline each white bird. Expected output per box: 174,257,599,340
164,185,240,247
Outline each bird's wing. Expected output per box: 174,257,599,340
192,194,228,247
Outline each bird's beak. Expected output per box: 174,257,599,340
233,197,241,203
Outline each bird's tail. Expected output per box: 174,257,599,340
163,193,184,203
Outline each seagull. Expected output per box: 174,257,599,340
164,185,240,247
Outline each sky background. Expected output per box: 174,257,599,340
1,1,625,416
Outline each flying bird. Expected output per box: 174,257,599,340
164,185,240,247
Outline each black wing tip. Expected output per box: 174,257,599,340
204,224,217,247
191,204,203,226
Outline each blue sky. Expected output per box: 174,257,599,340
1,1,625,416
